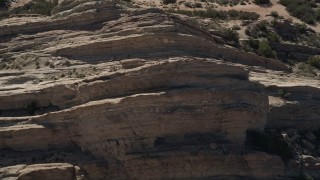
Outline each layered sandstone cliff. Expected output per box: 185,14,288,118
0,0,319,179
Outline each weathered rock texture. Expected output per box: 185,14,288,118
0,0,319,179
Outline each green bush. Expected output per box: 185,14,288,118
279,0,319,24
258,40,277,58
247,38,260,50
245,20,269,38
225,28,239,43
266,31,280,42
308,56,320,69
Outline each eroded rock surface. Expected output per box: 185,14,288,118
0,0,319,179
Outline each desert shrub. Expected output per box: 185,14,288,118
305,34,320,48
296,63,318,77
308,56,320,69
167,8,259,20
162,0,176,4
184,2,193,8
270,11,279,18
247,38,260,50
238,11,260,20
206,8,228,19
245,20,269,38
216,0,241,6
254,0,270,5
11,0,58,16
266,31,280,42
194,2,202,8
232,24,241,30
279,0,319,24
258,40,277,58
224,28,239,43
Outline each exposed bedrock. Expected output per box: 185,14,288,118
0,6,290,72
267,86,320,130
0,59,259,113
0,59,268,154
1,0,317,178
0,58,274,179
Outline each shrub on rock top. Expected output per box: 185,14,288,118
254,0,271,5
162,0,177,4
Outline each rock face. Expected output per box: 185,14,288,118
0,59,272,179
0,0,319,179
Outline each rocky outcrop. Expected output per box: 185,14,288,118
271,42,320,62
0,58,268,158
0,0,319,179
267,86,320,130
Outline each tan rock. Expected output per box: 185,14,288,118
18,163,74,180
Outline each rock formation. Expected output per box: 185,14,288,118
0,0,319,179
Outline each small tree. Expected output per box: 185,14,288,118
258,40,276,58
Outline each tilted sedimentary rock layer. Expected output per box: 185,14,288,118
0,1,290,72
1,0,319,179
250,71,320,131
0,58,278,179
0,59,267,152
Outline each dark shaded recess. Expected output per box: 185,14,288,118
0,101,59,117
245,130,292,161
154,132,230,148
0,148,99,167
